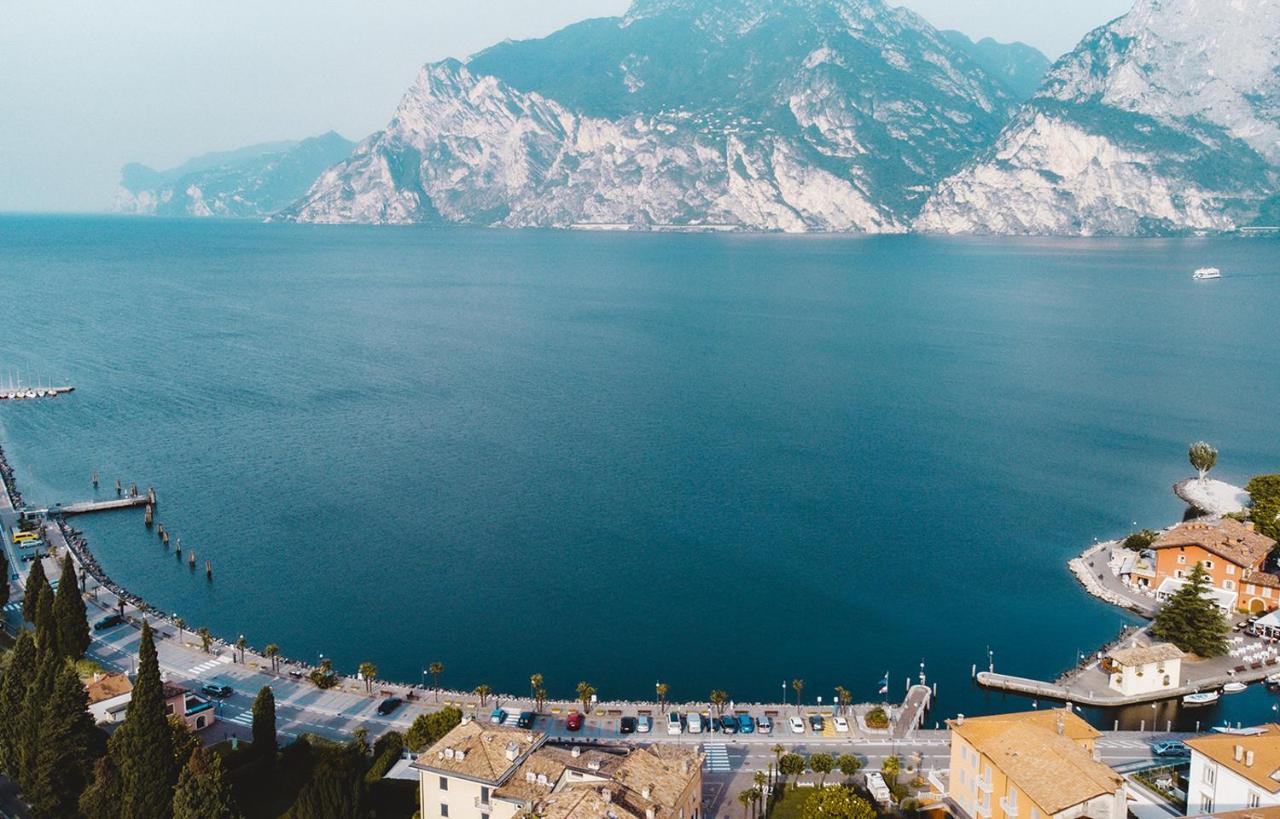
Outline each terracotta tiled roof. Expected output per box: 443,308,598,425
948,709,1119,814
413,721,544,785
1245,570,1280,589
1152,519,1276,569
610,745,701,812
85,673,132,705
1106,643,1183,667
536,785,643,819
1186,724,1280,794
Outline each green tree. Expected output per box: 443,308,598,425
834,686,852,714
173,746,242,819
737,788,753,818
116,621,179,819
54,553,91,660
1122,529,1160,551
0,630,36,774
174,617,187,644
234,635,248,664
22,556,48,623
289,743,367,819
1246,475,1280,541
779,753,806,784
28,662,97,817
835,754,861,778
198,628,212,654
576,681,596,715
791,678,805,707
0,545,9,614
1190,441,1218,482
474,683,492,708
80,756,124,819
264,643,280,673
34,579,58,654
170,717,200,774
882,755,902,781
358,662,378,693
428,662,444,700
17,642,61,789
405,706,463,752
801,785,875,819
656,682,669,712
809,752,834,788
529,672,543,701
1151,562,1229,657
252,686,278,758
710,689,729,717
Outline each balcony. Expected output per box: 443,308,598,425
999,795,1019,816
974,800,993,818
975,775,993,794
474,796,492,811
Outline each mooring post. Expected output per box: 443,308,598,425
205,560,212,580
91,471,98,488
115,479,122,496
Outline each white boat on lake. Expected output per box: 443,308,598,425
1193,267,1222,280
1183,691,1220,705
1222,681,1248,694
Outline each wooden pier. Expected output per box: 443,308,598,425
55,494,153,516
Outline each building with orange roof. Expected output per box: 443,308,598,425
1149,519,1279,614
1186,724,1280,813
946,707,1125,819
85,672,133,724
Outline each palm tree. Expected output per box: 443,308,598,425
752,771,768,816
656,682,669,712
197,627,212,654
174,617,186,644
530,673,543,702
235,635,248,664
576,681,596,715
771,743,785,772
749,787,762,819
429,662,444,701
474,684,492,708
359,662,378,693
791,678,805,709
534,685,547,714
265,643,280,673
710,689,729,717
835,685,852,715
736,789,753,819
319,656,334,676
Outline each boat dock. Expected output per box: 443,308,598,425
55,495,152,515
976,660,1280,707
0,385,74,401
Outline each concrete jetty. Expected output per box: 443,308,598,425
55,495,152,515
977,659,1280,707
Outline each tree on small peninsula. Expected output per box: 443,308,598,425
1189,441,1218,483
1151,562,1228,657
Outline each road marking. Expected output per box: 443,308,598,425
3,601,20,612
703,743,731,772
224,711,255,727
187,660,222,674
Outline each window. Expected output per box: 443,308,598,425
1225,580,1235,590
1227,564,1236,574
1250,792,1262,808
441,805,449,818
1178,554,1187,564
1249,584,1257,594
1176,570,1184,579
480,786,490,806
1204,560,1214,569
439,777,448,791
1031,810,1040,819
1201,795,1214,813
1204,765,1216,785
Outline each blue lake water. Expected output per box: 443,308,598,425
1,215,1278,727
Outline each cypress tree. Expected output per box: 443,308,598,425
0,546,9,612
54,553,91,660
22,556,48,623
1152,562,1230,657
34,579,58,655
0,630,36,775
252,686,277,759
289,744,367,819
117,621,178,819
80,755,124,819
172,746,242,819
28,662,97,817
16,642,62,790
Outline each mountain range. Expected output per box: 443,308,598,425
118,0,1280,236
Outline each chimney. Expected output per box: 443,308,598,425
505,742,519,762
956,714,965,726
572,746,582,758
646,809,656,819
1056,715,1065,736
642,785,652,800
1235,745,1244,762
444,748,455,760
1247,750,1256,767
456,750,466,762
681,758,691,776
602,788,612,803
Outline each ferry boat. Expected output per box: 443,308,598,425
1222,681,1248,694
1193,267,1222,280
1183,691,1220,705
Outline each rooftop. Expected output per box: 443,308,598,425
1152,518,1276,569
413,720,544,785
85,672,132,705
1186,724,1280,794
1107,643,1184,667
948,709,1120,814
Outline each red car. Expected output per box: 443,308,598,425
566,711,584,731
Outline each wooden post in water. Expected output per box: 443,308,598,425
129,483,138,498
91,472,98,488
205,560,212,580
144,505,153,527
175,538,181,555
115,479,122,497
161,530,170,547
188,551,196,569
147,487,156,505
156,523,165,540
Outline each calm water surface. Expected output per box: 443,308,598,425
1,216,1278,726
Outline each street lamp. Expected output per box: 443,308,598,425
782,681,786,707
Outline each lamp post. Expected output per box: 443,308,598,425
781,681,786,708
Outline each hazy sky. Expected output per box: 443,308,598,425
0,0,1131,212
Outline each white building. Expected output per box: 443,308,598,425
1186,725,1280,813
85,672,132,724
1102,643,1183,697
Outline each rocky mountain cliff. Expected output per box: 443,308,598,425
281,0,1042,231
917,0,1280,236
117,132,354,218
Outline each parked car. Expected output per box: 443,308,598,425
833,716,850,733
566,711,584,731
719,714,738,734
667,712,682,735
620,716,638,734
1150,739,1189,757
377,698,403,716
201,683,233,700
687,712,703,734
757,716,773,734
737,713,754,734
490,708,507,724
93,614,125,631
637,715,652,734
517,711,536,729
789,716,805,734
808,714,825,732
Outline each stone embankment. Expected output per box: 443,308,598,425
1068,541,1159,617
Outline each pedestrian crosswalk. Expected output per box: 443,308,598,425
187,659,223,675
1097,739,1153,749
224,710,254,727
3,601,20,612
703,743,731,772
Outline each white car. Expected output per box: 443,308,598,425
833,716,849,733
688,712,703,734
667,711,682,735
637,715,651,734
789,716,805,734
